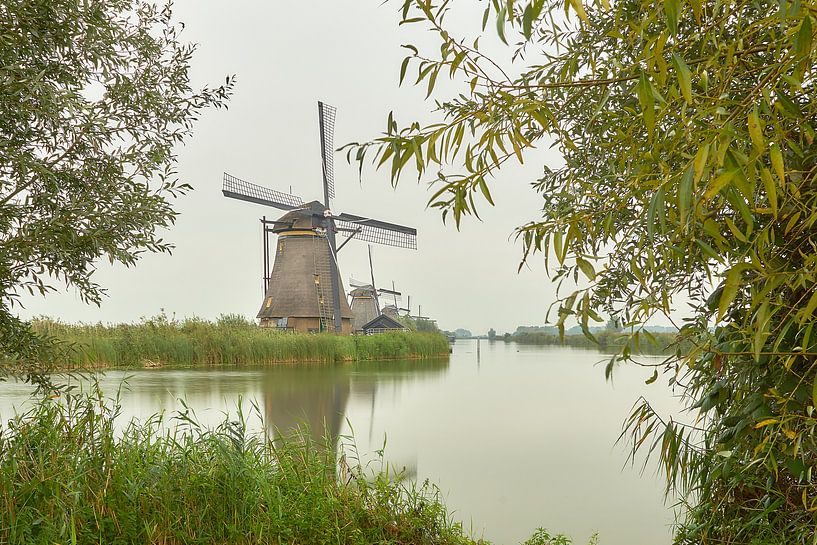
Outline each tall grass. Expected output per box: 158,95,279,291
0,389,480,545
29,314,450,368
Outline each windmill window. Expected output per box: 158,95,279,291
265,297,272,308
278,241,284,252
314,275,320,285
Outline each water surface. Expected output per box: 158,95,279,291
0,340,680,545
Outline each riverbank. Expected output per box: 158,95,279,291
510,330,685,354
29,315,450,368
0,392,479,545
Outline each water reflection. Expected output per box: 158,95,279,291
263,365,350,446
262,359,449,455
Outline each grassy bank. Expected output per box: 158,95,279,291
29,315,450,368
512,330,685,354
0,391,478,545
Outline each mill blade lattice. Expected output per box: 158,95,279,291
318,102,336,201
335,212,417,249
222,173,304,211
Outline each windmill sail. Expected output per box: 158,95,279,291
317,101,342,333
318,101,336,201
335,212,417,249
367,245,380,315
222,173,304,211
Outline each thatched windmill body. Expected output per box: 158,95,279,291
348,246,404,332
222,102,417,334
348,286,378,332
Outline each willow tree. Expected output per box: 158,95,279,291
351,0,817,542
1,1,232,380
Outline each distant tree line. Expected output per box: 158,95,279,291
486,324,685,355
396,315,440,334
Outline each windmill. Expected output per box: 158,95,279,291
399,294,411,316
411,303,431,321
377,280,416,319
348,246,404,331
222,102,417,334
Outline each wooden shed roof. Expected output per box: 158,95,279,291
361,314,406,332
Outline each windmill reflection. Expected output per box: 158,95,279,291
263,365,350,449
262,359,450,476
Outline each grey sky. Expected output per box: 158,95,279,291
17,1,569,335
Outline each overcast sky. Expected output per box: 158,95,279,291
17,1,575,335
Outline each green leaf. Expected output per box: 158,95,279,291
725,217,747,243
803,290,817,323
449,51,466,76
703,169,737,201
568,0,590,24
664,0,680,34
678,164,694,227
400,44,419,55
672,53,692,104
553,231,564,265
696,239,722,262
477,177,495,206
647,186,665,240
812,371,817,409
754,418,780,429
693,143,709,183
760,168,778,217
770,143,785,185
794,15,813,59
576,257,596,280
688,0,702,22
753,301,770,361
718,265,743,322
426,67,438,98
530,109,550,130
522,2,541,38
637,73,655,138
496,6,508,44
748,107,764,152
645,369,659,384
399,57,411,85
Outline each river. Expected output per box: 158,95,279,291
0,339,682,545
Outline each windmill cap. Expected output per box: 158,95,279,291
272,201,328,233
349,286,375,296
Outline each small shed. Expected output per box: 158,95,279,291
361,314,406,335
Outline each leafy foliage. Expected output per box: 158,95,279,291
397,313,443,333
0,1,233,378
351,0,817,542
522,528,598,545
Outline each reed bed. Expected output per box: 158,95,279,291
29,315,450,368
0,389,480,545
